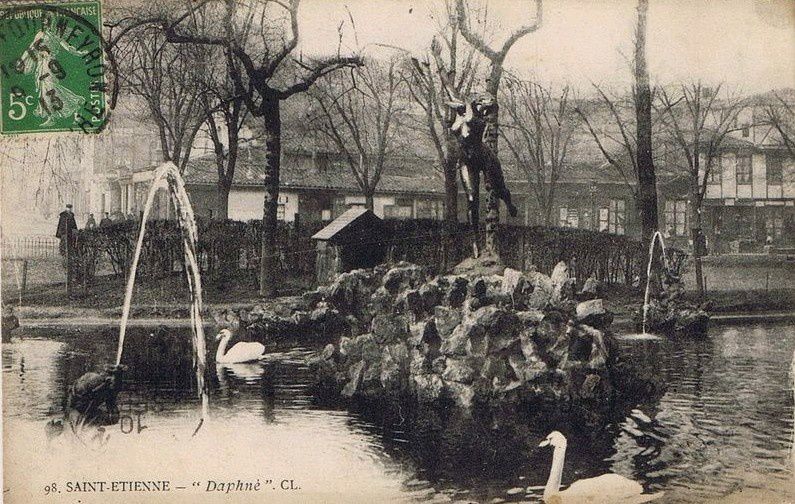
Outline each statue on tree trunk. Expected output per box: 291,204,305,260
418,38,516,261
447,95,518,257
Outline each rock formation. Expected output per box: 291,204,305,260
634,265,710,336
302,261,634,413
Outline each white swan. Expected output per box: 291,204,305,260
214,329,266,364
539,431,663,504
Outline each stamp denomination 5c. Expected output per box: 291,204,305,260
0,1,107,134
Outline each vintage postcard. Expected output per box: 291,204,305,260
1,0,793,503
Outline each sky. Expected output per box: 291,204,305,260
297,0,795,93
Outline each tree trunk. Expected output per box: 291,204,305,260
215,181,234,290
689,179,705,297
219,109,239,221
365,192,374,212
634,0,659,275
483,72,502,257
216,183,230,220
259,98,281,298
442,144,460,271
443,141,460,224
484,71,502,151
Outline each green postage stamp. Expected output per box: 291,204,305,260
0,1,107,134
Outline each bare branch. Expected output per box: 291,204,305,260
277,56,363,99
455,0,542,62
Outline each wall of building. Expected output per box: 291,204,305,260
696,150,795,252
184,186,301,222
519,182,639,236
705,151,795,202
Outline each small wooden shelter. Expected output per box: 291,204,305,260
312,208,389,284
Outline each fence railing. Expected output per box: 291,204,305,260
1,235,60,259
71,218,645,287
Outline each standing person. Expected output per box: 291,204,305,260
99,212,112,228
695,229,708,258
55,204,77,257
85,213,97,230
2,304,20,342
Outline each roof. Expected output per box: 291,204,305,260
182,147,446,195
311,208,378,241
181,140,631,194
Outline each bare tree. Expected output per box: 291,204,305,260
763,91,795,156
576,88,642,205
407,0,481,225
657,82,746,295
455,0,543,152
308,57,407,211
633,0,659,262
501,78,578,226
576,0,660,275
0,136,86,219
140,0,362,297
115,23,207,172
199,49,250,220
455,0,542,255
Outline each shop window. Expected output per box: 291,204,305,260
559,207,579,228
567,208,580,228
277,204,285,221
415,199,444,220
736,155,752,185
724,206,755,240
664,200,688,236
599,208,609,232
608,199,625,235
766,208,784,238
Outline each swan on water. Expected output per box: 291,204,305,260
539,431,663,504
214,329,266,364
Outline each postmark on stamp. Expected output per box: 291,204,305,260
0,1,114,134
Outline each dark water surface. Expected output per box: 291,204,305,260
3,322,793,503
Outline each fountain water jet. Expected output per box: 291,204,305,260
115,162,209,427
642,231,667,335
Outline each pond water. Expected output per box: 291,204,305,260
3,322,793,503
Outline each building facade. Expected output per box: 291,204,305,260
179,147,447,223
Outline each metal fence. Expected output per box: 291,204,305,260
1,235,60,259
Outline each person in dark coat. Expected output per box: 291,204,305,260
99,212,112,228
694,229,708,257
55,204,77,256
2,304,19,342
85,213,97,229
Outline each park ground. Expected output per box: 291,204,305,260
2,254,793,322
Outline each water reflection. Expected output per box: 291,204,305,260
2,323,793,503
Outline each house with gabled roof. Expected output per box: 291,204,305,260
177,146,448,223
